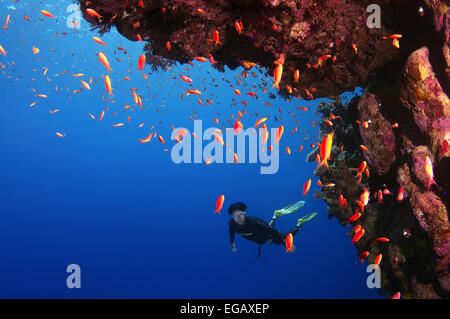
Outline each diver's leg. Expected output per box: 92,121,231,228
290,212,318,237
269,215,277,227
270,230,285,245
274,200,305,217
288,224,303,237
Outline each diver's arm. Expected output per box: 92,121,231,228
228,221,237,251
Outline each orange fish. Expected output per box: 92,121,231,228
180,74,193,83
392,38,400,48
352,228,365,244
324,119,333,127
56,132,66,137
293,69,299,83
346,213,361,224
80,80,91,90
317,54,331,66
93,37,106,46
356,251,370,264
330,113,342,120
104,75,113,96
194,56,207,62
40,10,55,18
377,189,383,203
137,53,146,71
361,120,372,128
424,156,437,189
214,194,225,214
374,254,382,267
0,45,6,56
214,132,225,146
3,14,10,29
382,34,402,48
212,30,222,46
86,8,102,19
234,120,243,134
397,187,405,202
186,89,201,95
318,132,333,169
275,125,284,143
356,161,367,178
360,145,369,152
285,233,295,253
339,194,347,209
272,64,283,89
391,292,401,299
261,128,269,145
382,34,403,40
234,20,243,34
355,200,365,213
166,41,171,51
303,179,311,196
98,52,112,72
371,237,390,247
360,187,370,206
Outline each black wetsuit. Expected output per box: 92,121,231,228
228,216,302,257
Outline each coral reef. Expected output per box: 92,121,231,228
79,0,399,98
78,0,449,298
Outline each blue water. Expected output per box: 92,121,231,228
0,0,380,298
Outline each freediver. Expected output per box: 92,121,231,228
227,201,317,258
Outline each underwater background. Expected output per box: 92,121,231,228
0,0,381,298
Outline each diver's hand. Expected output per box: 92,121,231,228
231,243,237,252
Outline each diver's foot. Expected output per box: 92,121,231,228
274,200,305,217
296,212,317,227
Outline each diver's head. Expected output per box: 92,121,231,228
228,202,247,225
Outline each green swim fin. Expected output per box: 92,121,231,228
297,212,317,226
274,200,305,217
